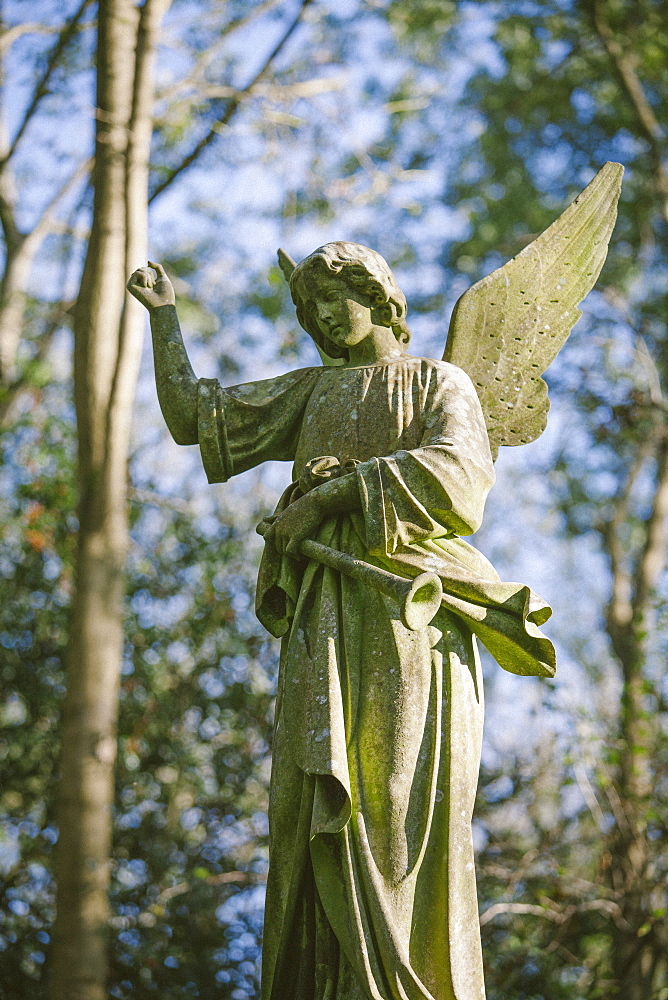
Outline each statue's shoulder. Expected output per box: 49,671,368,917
221,364,321,403
274,364,321,379
413,356,476,391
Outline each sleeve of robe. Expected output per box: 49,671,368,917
196,367,320,482
355,362,495,557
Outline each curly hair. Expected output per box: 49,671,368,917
289,242,410,361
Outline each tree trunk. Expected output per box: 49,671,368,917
609,648,654,999
606,436,668,998
0,0,28,384
0,238,32,382
49,1,168,997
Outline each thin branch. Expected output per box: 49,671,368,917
604,286,668,410
573,760,607,831
544,938,582,966
480,902,563,926
0,165,89,416
0,299,72,424
0,158,90,382
149,0,314,202
0,0,92,168
213,0,282,40
0,184,20,250
592,1,668,225
633,437,668,616
0,23,60,56
592,5,663,144
128,487,192,515
25,156,93,250
156,870,266,905
156,0,282,104
577,898,631,930
163,73,346,105
601,778,633,837
480,897,631,930
601,436,654,641
634,337,665,409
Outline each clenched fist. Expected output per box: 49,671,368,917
127,261,176,311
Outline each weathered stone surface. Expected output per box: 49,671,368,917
444,161,623,458
127,171,621,998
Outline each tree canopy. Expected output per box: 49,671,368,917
1,0,667,997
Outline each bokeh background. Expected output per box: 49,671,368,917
1,1,666,997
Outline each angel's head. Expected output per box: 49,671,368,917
289,242,410,360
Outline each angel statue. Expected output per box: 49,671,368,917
128,161,622,1000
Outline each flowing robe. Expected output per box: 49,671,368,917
196,357,556,1000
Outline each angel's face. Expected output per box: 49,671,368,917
312,274,375,348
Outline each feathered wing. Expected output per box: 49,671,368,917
443,162,623,459
277,247,296,282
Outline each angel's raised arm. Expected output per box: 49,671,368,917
127,263,198,445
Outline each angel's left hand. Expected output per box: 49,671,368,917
260,492,324,558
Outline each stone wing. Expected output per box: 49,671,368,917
443,162,623,459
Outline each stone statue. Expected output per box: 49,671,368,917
128,162,622,1000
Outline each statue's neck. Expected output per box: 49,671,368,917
345,325,407,366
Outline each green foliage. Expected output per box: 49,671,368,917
3,0,668,995
476,726,668,999
0,395,275,997
437,0,668,994
386,0,457,62
109,494,274,998
0,394,75,994
449,1,666,282
476,748,611,999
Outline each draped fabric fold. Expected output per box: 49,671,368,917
196,358,556,1000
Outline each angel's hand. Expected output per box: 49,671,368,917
127,261,176,311
260,493,324,558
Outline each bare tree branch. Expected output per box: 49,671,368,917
601,777,633,838
573,760,607,831
480,896,631,930
164,74,346,105
0,159,91,381
577,898,631,930
26,156,92,248
634,437,668,616
591,5,663,145
0,157,88,413
480,902,563,926
0,23,60,56
0,184,20,250
0,0,93,168
156,0,282,104
0,298,73,423
592,1,668,225
149,0,314,203
602,436,654,647
156,869,266,906
634,337,665,409
128,487,192,514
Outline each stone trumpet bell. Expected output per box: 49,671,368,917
257,521,443,631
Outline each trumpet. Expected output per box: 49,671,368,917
257,523,443,631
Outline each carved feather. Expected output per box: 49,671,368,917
443,162,623,459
